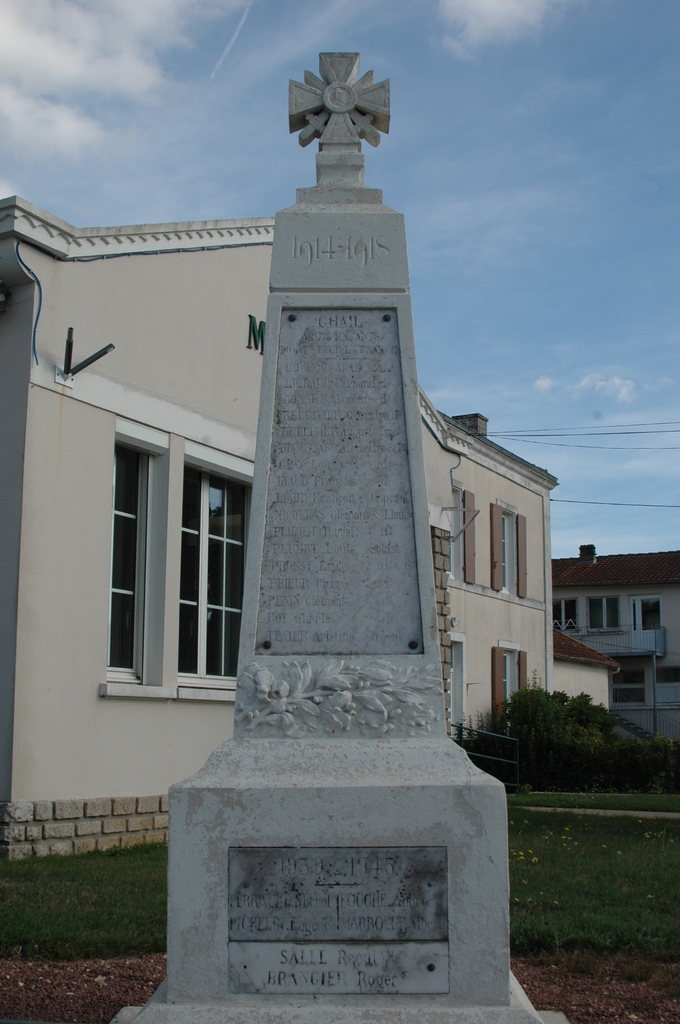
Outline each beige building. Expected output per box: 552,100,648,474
420,396,557,728
0,196,557,857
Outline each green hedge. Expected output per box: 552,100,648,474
476,684,680,793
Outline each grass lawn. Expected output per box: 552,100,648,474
1,813,679,961
508,811,680,956
508,792,680,813
0,844,166,960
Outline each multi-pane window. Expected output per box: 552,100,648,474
553,598,578,631
588,596,620,629
109,445,146,671
179,468,246,678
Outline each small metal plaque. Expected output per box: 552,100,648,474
228,846,448,942
229,940,449,994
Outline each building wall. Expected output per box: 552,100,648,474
4,230,271,804
0,282,34,800
553,659,610,705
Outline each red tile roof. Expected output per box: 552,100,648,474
553,550,680,587
553,628,618,668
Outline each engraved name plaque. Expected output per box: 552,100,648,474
255,309,422,656
228,846,449,995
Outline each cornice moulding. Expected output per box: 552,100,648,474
418,388,557,493
0,195,275,259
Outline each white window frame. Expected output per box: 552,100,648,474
449,485,464,581
503,649,519,699
501,510,516,593
630,594,662,632
553,597,579,631
449,635,466,726
178,468,250,688
107,446,149,683
587,595,620,630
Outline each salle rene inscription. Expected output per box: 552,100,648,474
256,310,422,656
228,940,449,995
228,846,448,943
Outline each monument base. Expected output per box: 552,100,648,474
159,738,536,1018
129,971,543,1024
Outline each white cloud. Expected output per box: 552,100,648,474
0,0,244,158
439,0,574,51
534,375,554,393
0,83,103,157
0,177,18,199
569,373,636,403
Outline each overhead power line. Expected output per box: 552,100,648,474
492,438,680,450
551,499,680,508
487,419,680,436
492,429,680,438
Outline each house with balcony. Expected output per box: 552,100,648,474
552,545,680,738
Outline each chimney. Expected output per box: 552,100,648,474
450,413,488,437
579,544,596,563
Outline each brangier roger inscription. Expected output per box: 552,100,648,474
228,846,449,995
255,309,422,657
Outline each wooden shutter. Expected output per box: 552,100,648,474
516,514,527,598
490,503,503,591
463,489,476,584
491,647,505,708
518,650,528,689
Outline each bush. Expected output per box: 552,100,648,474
475,682,680,793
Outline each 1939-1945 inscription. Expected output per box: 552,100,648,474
255,309,423,657
228,846,449,995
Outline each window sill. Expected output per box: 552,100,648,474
99,683,176,700
98,682,235,703
446,573,544,611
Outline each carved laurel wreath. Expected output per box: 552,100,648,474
234,660,441,738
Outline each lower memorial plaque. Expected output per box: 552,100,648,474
228,847,449,994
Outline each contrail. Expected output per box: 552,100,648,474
210,0,254,81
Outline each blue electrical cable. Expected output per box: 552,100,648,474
15,241,43,365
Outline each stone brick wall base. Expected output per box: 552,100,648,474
0,795,168,859
431,526,453,733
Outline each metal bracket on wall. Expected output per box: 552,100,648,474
55,327,115,387
440,506,480,545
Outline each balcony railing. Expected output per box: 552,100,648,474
565,625,666,657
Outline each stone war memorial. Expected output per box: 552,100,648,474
136,52,542,1024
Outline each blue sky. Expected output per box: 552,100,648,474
1,0,678,557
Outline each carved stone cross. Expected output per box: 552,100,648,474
289,52,390,149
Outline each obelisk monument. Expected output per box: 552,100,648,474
141,53,541,1024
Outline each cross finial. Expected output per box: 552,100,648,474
289,53,390,151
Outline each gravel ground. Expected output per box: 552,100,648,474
0,954,678,1023
0,956,166,1023
513,955,680,1024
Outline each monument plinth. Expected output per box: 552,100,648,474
135,53,542,1024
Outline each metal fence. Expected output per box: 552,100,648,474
451,724,519,791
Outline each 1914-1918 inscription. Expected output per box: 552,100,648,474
255,309,422,657
228,846,449,995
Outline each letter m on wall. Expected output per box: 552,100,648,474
247,315,266,354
